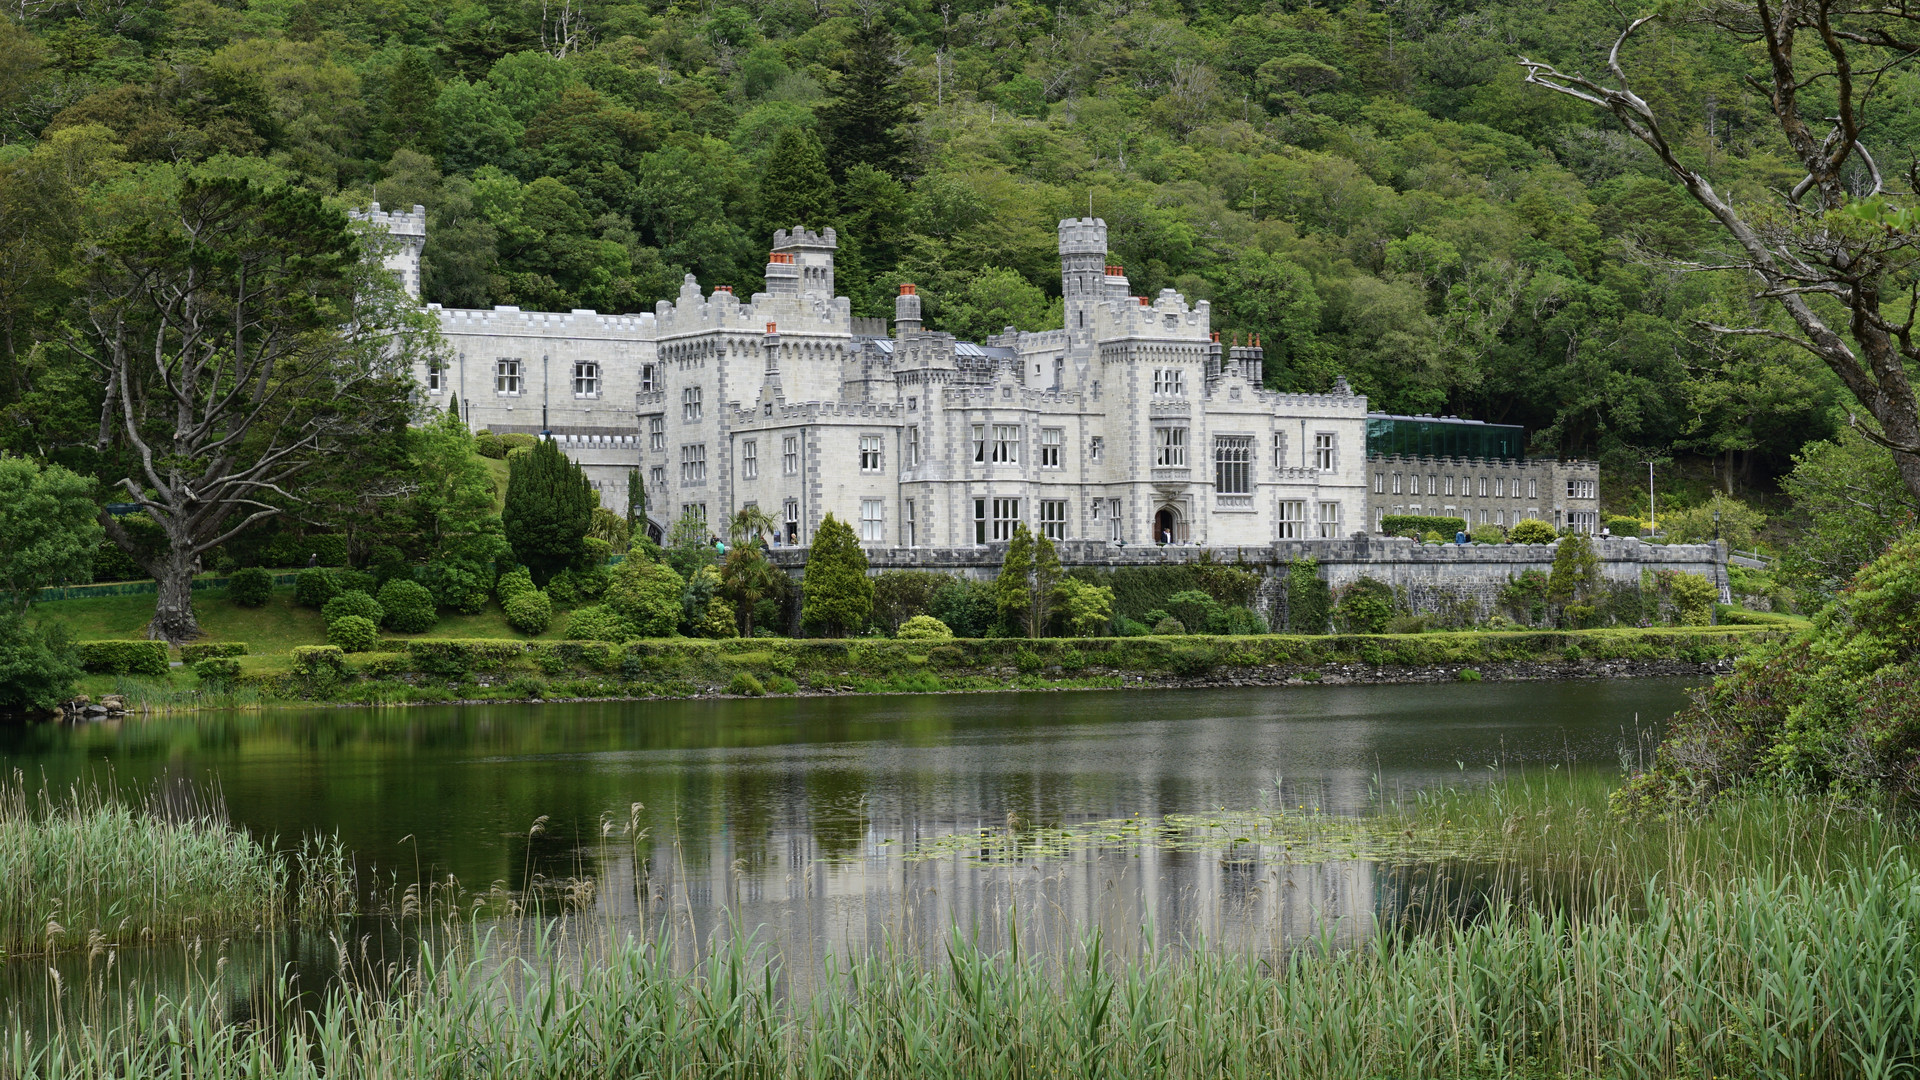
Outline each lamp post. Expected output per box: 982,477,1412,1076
1642,460,1656,536
1712,509,1721,546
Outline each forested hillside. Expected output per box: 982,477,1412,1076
0,0,1895,484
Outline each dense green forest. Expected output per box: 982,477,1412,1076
2,0,1884,491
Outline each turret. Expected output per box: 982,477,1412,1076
1058,217,1107,337
770,226,837,298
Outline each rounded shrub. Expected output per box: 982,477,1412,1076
896,614,954,640
496,567,536,606
422,560,489,615
376,579,438,633
1152,616,1186,635
565,604,636,643
1469,524,1506,545
505,590,553,635
295,568,340,609
1510,518,1558,545
726,672,766,696
327,614,379,653
226,567,273,608
323,589,383,626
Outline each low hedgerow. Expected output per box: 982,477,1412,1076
179,642,247,663
75,640,169,677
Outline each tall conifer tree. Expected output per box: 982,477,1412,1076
759,127,835,233
819,19,912,180
800,514,871,636
501,438,592,584
377,48,443,159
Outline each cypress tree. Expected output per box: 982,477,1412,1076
759,127,835,233
819,18,913,180
626,469,646,535
994,523,1034,634
1030,530,1061,636
377,47,444,159
501,438,593,585
800,513,872,636
446,391,461,427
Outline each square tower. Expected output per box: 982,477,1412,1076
771,227,838,299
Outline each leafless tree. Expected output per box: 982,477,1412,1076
1520,1,1920,502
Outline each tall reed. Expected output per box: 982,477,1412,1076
0,772,349,958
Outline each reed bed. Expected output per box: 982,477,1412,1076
7,779,1919,1079
0,774,351,959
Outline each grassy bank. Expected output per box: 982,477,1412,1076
0,778,349,959
6,778,1913,1079
65,625,1777,711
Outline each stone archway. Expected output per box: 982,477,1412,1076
1154,506,1183,545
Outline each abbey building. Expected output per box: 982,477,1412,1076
358,205,1598,547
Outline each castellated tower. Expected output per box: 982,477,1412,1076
1058,217,1107,337
771,226,837,299
354,203,426,298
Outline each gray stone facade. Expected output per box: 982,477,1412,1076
1366,455,1601,534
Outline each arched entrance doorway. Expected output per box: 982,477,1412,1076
1154,507,1179,545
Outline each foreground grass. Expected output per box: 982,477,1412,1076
0,776,350,959
6,780,1916,1078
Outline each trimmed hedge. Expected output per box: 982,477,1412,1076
291,645,348,677
226,567,273,607
322,590,383,626
179,642,248,663
191,657,241,686
327,615,380,652
1381,515,1467,539
376,579,438,633
295,568,341,609
505,590,552,635
75,640,170,676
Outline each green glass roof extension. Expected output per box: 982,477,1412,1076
1365,414,1526,462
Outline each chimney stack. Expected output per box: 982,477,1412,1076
894,282,922,336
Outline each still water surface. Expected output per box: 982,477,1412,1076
0,679,1688,974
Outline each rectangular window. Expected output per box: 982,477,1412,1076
992,425,1020,463
1314,433,1334,471
682,386,702,422
903,499,916,546
1040,428,1062,468
426,363,444,393
992,498,1021,541
1214,436,1251,495
640,363,656,391
649,465,665,490
783,499,799,543
1374,472,1386,495
1428,474,1439,496
648,416,666,451
860,499,884,543
573,360,599,397
1495,478,1505,498
1090,436,1104,464
1272,432,1287,470
495,358,521,394
1393,473,1403,495
972,424,986,463
974,498,988,544
680,503,707,526
1039,499,1067,540
1278,500,1307,540
1152,368,1186,395
1107,498,1123,541
1478,509,1487,523
860,434,883,473
1495,510,1505,526
678,443,707,484
1528,478,1538,499
1154,426,1187,467
1444,475,1454,496
1317,501,1342,539
741,439,758,480
782,435,798,476
907,426,920,467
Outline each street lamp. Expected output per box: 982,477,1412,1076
1712,509,1721,546
1641,461,1656,536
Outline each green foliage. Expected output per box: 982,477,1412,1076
501,438,593,585
1606,516,1643,537
1547,534,1601,612
604,557,685,638
993,524,1035,635
565,604,636,644
1152,617,1187,635
1285,560,1331,633
191,656,241,686
474,432,537,460
1623,531,1920,807
74,639,169,677
725,671,765,697
1052,578,1114,637
421,560,490,615
0,454,103,609
1509,519,1558,545
1500,570,1551,626
896,615,954,640
1333,578,1395,634
225,568,273,608
179,642,246,663
684,566,738,639
376,579,438,633
928,576,996,638
1668,573,1717,627
1381,515,1466,540
1660,493,1765,551
1071,563,1262,627
290,646,348,681
1470,524,1507,545
294,568,341,609
1779,426,1917,604
1456,667,1482,682
871,571,951,631
495,567,535,605
326,614,379,652
801,514,871,637
759,127,833,233
504,590,553,636
0,615,81,712
322,590,383,627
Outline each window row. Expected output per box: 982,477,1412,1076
1156,430,1336,477
1151,367,1186,396
1376,472,1539,499
476,359,604,396
1276,500,1345,540
1566,479,1596,499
